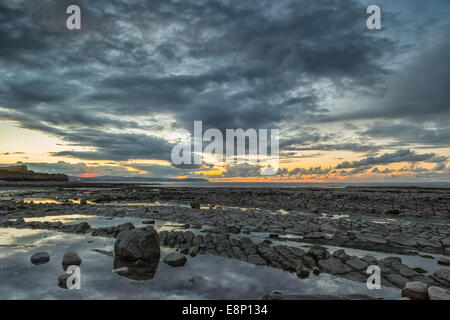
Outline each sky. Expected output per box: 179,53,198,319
0,0,449,182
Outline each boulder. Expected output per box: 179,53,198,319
114,227,160,262
428,286,450,300
62,251,82,271
30,252,50,265
163,252,187,267
402,281,430,300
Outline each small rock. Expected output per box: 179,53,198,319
30,252,50,265
142,220,155,225
190,202,200,209
163,252,187,267
180,247,189,254
74,222,90,234
312,266,321,275
428,286,450,300
227,226,241,234
437,257,450,266
413,267,427,274
112,267,129,273
58,274,71,289
296,265,310,279
384,209,400,215
310,207,319,213
62,251,82,271
269,234,279,239
189,245,199,257
402,281,430,300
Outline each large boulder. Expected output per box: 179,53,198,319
114,227,160,262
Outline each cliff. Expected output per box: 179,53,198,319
0,165,69,182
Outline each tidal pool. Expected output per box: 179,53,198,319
0,224,401,300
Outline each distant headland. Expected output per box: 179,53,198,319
0,165,69,182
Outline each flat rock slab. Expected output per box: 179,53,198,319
318,258,353,275
402,281,430,300
428,286,450,300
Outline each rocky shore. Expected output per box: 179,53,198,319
0,183,449,299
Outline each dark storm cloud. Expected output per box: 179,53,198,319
361,122,450,148
318,29,450,148
51,129,174,161
335,149,447,169
0,0,397,162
